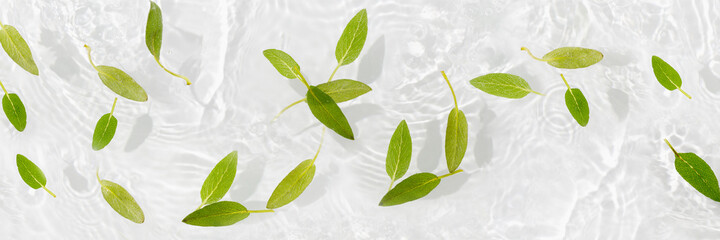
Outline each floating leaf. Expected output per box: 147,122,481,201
379,173,440,206
99,178,145,223
92,98,118,151
145,2,191,85
0,23,38,75
335,9,368,66
560,74,589,127
263,49,302,79
522,46,603,69
267,159,316,209
200,151,238,207
386,120,412,183
16,154,55,197
652,55,691,99
316,79,372,103
2,93,26,132
183,201,251,227
306,86,354,140
665,139,720,202
84,45,148,102
445,107,467,172
469,73,542,99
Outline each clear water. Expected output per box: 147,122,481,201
2,0,720,239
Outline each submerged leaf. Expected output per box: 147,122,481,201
469,73,540,99
145,1,163,60
523,47,603,69
92,113,118,151
100,179,145,223
2,93,26,131
95,66,148,102
335,9,368,66
651,55,690,99
267,159,316,209
0,24,38,75
665,139,720,202
386,120,412,182
306,86,354,140
200,151,238,207
445,108,467,172
379,172,440,206
316,79,372,103
263,49,302,79
183,201,251,227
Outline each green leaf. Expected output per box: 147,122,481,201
316,79,372,103
263,49,302,79
379,172,440,206
335,9,368,66
95,66,148,102
0,24,38,75
267,159,316,209
665,139,720,202
469,73,540,99
92,113,118,151
565,88,589,127
2,93,26,132
524,47,603,69
445,108,467,172
145,1,163,60
182,201,251,227
16,154,55,197
386,120,412,182
200,151,238,207
306,86,354,140
652,55,691,99
99,179,145,223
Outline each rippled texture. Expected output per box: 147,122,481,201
2,0,720,239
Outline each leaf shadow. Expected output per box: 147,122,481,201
700,63,720,93
606,88,629,121
474,109,496,168
293,173,328,208
124,113,154,152
356,36,385,84
229,158,267,202
425,172,470,199
417,119,442,172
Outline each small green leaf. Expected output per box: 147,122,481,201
652,55,691,99
316,79,372,103
267,159,316,209
379,172,440,206
386,120,412,182
523,47,603,69
335,9,368,66
469,73,541,99
145,1,163,60
99,179,145,223
445,108,467,172
561,74,589,127
183,201,251,227
92,113,117,151
200,151,238,207
665,139,720,202
2,93,26,132
0,24,38,75
16,154,55,197
263,49,302,79
95,66,148,102
306,86,354,140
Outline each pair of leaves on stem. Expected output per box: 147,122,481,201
263,9,369,140
664,139,720,202
84,45,148,102
652,56,691,99
145,1,191,85
17,154,55,197
182,151,274,227
97,170,144,223
0,21,38,75
92,98,118,150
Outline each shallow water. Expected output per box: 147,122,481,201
2,0,720,239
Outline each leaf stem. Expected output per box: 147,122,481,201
311,127,326,164
84,45,98,70
247,209,275,214
560,74,571,91
293,67,311,89
438,169,464,179
272,98,306,122
530,90,545,96
42,185,56,198
95,168,101,183
0,19,3,26
521,47,548,62
328,63,341,83
388,179,395,192
154,58,192,85
110,97,118,116
664,138,680,157
677,88,692,99
441,71,458,109
0,79,8,95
